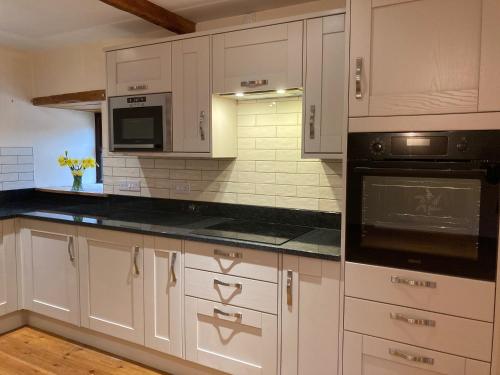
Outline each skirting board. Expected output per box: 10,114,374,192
0,312,224,375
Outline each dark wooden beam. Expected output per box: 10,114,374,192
99,0,195,34
32,90,106,106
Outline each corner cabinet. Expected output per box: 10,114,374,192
350,0,500,117
0,220,17,317
303,14,346,158
78,227,145,345
281,255,341,375
19,219,80,325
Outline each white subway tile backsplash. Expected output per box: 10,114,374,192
0,147,34,191
0,147,33,156
0,156,18,165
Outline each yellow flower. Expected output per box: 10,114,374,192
58,156,67,167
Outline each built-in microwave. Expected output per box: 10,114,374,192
109,92,172,152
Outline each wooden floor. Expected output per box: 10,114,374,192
0,327,169,374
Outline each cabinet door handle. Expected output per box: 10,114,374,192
67,237,75,262
170,252,177,284
128,84,148,91
389,348,434,365
286,270,293,306
309,105,316,139
355,58,363,99
391,276,437,289
132,245,140,276
390,313,436,327
199,111,206,141
214,279,243,290
214,308,242,319
214,249,242,259
241,79,268,88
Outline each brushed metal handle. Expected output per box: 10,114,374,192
355,58,363,99
199,111,206,141
286,270,293,306
391,276,437,289
309,105,316,139
214,249,242,259
128,84,148,91
390,313,436,327
214,279,243,290
170,252,177,284
67,237,75,262
132,245,140,276
241,79,268,88
389,348,434,365
214,308,242,319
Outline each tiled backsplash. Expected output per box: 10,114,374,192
103,98,343,212
0,147,34,191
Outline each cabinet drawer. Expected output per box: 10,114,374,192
344,297,493,362
185,241,278,283
185,268,277,315
345,262,495,322
185,297,278,375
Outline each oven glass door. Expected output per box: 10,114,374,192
346,164,498,281
113,106,164,150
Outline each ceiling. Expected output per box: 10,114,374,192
0,0,314,50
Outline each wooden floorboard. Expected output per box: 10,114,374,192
0,327,169,374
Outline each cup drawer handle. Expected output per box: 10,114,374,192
391,276,437,289
389,348,434,365
214,279,243,290
214,308,242,319
390,313,436,327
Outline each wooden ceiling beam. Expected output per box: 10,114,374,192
32,90,106,106
99,0,196,34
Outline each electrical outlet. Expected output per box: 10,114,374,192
174,182,191,194
119,180,141,192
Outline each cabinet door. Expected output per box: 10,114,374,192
144,236,183,357
0,220,17,317
350,0,482,117
281,255,341,375
172,36,211,153
106,43,172,97
185,297,278,375
20,220,79,325
213,22,303,94
78,227,144,345
303,15,346,156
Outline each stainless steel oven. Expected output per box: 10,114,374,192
109,92,172,152
346,131,500,281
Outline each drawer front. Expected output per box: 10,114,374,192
345,262,495,322
185,241,278,283
185,268,277,315
344,297,493,362
185,297,278,375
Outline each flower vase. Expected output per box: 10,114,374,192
72,175,83,192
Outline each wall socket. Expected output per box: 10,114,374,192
174,182,191,194
119,180,141,192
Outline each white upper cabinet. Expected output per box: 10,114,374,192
172,36,211,153
350,0,484,117
0,220,17,317
19,220,80,325
78,227,145,345
212,21,303,94
107,43,172,97
303,15,346,157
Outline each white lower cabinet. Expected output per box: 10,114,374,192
281,255,341,375
185,296,278,375
143,236,183,357
344,331,491,375
78,227,144,345
0,220,17,317
20,219,80,325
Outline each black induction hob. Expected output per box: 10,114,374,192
193,220,313,245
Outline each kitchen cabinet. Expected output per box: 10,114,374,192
78,227,144,345
281,255,341,375
19,220,80,325
212,21,303,94
349,0,483,117
303,14,346,157
0,220,17,317
143,236,183,357
106,43,172,97
172,36,211,153
343,332,491,375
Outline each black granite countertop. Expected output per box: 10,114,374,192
0,190,341,261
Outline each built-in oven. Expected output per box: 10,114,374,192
346,131,500,281
109,92,172,152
